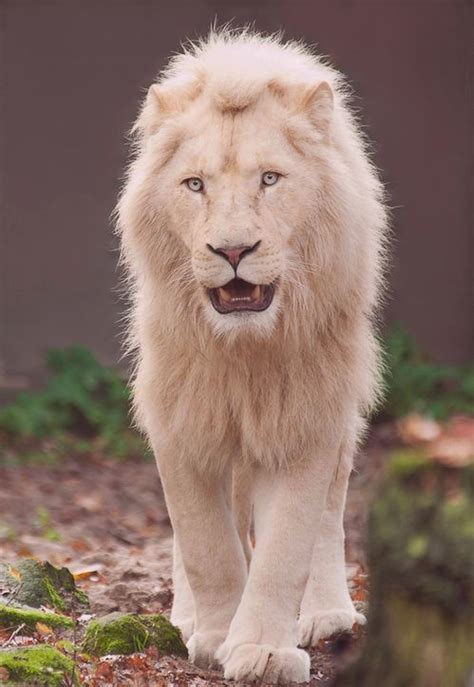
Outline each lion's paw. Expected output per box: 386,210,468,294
217,642,310,684
187,631,225,669
298,609,366,647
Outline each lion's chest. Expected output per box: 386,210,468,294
157,350,323,466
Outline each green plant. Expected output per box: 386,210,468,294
82,612,187,657
0,346,143,456
35,507,61,542
382,326,474,419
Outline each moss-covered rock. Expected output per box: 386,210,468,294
371,453,474,615
0,646,77,686
0,603,73,632
82,612,188,657
335,450,474,687
0,559,88,611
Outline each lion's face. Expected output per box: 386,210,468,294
146,85,332,336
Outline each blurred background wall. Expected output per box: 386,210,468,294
1,0,472,392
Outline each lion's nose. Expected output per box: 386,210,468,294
206,241,261,269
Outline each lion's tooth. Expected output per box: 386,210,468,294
219,288,232,303
251,285,261,300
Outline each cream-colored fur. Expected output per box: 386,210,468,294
117,28,387,684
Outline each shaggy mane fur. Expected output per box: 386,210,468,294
117,28,388,471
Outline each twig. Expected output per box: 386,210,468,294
64,597,79,687
6,623,26,645
4,582,23,607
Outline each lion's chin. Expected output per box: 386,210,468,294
203,292,280,340
208,278,276,315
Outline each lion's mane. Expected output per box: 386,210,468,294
117,29,388,470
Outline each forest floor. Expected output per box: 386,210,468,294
0,424,398,685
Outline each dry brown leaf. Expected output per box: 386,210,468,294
71,564,103,581
8,565,22,582
15,545,33,557
94,661,114,681
70,538,91,553
428,437,473,467
75,493,103,512
352,588,368,603
124,654,148,671
0,629,11,643
35,622,54,636
351,566,368,588
446,415,474,442
0,667,10,682
398,414,441,445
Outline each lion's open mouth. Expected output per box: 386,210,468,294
209,278,275,314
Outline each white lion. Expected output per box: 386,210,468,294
117,28,387,684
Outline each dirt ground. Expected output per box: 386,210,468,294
0,425,396,685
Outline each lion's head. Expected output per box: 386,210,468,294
118,31,386,342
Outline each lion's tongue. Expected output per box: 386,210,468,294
218,280,261,305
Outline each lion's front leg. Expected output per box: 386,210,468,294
298,447,366,647
170,537,195,642
216,452,334,684
156,443,247,668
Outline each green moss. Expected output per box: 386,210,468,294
336,595,474,687
389,597,474,687
73,588,89,607
370,456,474,616
0,646,77,686
43,577,66,611
54,639,76,654
388,449,429,478
0,559,89,612
0,604,73,631
334,453,474,687
82,612,188,658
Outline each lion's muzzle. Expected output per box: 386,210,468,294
208,278,276,314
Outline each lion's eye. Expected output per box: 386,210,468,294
261,171,280,187
185,177,204,192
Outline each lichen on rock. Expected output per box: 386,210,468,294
0,559,88,611
0,646,77,686
82,612,188,657
334,449,474,687
0,603,73,631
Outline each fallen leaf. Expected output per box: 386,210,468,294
0,667,10,682
75,493,103,512
124,654,148,671
446,415,474,443
93,661,114,680
398,414,441,444
8,565,22,582
428,437,473,467
35,622,54,636
352,588,368,603
71,564,103,581
16,545,33,557
71,538,91,553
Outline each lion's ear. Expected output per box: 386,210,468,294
268,79,334,139
131,86,165,139
299,81,334,138
132,73,204,139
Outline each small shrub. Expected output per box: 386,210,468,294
0,346,143,456
382,327,474,419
